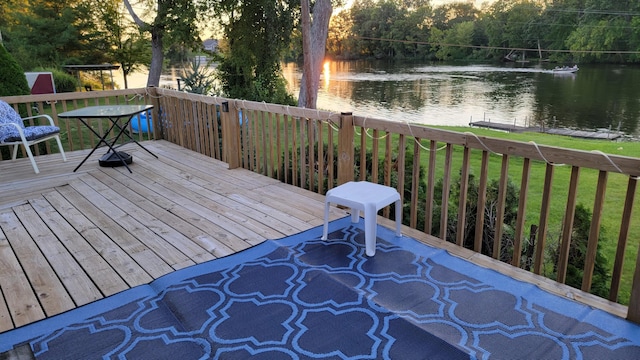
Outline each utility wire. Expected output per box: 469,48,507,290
353,36,640,54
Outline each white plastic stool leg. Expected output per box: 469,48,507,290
350,209,360,223
321,200,331,240
364,203,377,256
395,198,402,237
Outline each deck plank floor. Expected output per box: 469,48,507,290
0,140,346,332
0,140,630,335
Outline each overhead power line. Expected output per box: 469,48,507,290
353,36,640,54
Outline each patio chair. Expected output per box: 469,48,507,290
0,100,67,174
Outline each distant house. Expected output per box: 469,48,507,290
203,39,218,53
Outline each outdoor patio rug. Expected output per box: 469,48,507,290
2,216,640,359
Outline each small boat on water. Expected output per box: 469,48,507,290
552,65,579,73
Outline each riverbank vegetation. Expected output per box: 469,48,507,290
322,1,640,64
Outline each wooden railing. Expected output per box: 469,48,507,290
3,88,640,323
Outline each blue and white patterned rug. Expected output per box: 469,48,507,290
1,217,640,359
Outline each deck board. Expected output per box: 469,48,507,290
0,140,347,332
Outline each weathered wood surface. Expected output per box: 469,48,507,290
0,140,344,332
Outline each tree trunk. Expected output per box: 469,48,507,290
298,0,333,109
122,0,162,87
148,27,164,87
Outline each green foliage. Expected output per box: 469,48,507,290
210,0,297,104
430,21,476,60
0,43,30,96
90,0,151,88
180,58,219,95
330,0,640,63
4,0,105,70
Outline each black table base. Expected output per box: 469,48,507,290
99,151,133,167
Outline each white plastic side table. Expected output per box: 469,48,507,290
321,181,402,256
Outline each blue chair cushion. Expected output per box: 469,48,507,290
0,100,60,143
0,125,60,143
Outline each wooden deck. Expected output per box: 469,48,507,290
0,140,347,333
0,140,630,336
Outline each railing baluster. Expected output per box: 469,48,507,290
371,129,379,184
292,116,298,187
493,154,510,259
611,176,637,302
557,166,580,283
512,158,531,267
276,113,282,181
440,144,453,241
383,133,392,218
456,147,471,247
307,119,315,190
582,170,608,292
534,163,555,275
261,111,269,176
317,123,324,193
283,114,290,185
396,134,406,219
327,122,334,190
424,140,437,235
410,139,421,228
474,150,489,253
360,126,367,181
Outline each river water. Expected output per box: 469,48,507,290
118,60,640,135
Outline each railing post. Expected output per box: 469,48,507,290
221,100,241,169
337,112,355,185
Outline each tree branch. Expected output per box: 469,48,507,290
122,0,149,28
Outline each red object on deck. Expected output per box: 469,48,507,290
25,72,56,94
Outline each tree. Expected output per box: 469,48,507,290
207,0,297,104
429,21,475,60
92,0,151,89
5,0,101,70
0,42,30,96
483,0,543,61
326,9,354,58
123,0,201,87
298,0,333,109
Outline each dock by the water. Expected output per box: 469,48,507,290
469,121,623,140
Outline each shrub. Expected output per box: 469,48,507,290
0,43,30,97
